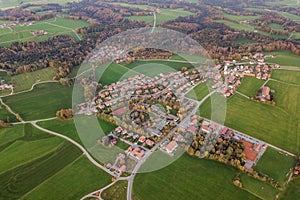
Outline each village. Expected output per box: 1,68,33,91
77,52,275,176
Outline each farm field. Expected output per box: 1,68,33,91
3,82,73,121
265,50,300,67
223,13,261,22
0,124,63,174
279,12,300,21
240,173,280,200
199,90,300,154
186,83,209,101
280,177,300,200
268,23,285,31
110,2,154,9
0,0,77,9
23,156,111,200
37,117,117,145
271,69,300,85
0,103,18,122
128,8,193,25
10,67,56,92
101,180,128,200
0,17,89,46
133,154,263,200
237,77,265,97
0,141,82,199
254,148,296,185
235,38,257,45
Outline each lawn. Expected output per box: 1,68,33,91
101,180,127,200
0,141,82,199
128,8,193,25
0,17,89,46
280,177,300,200
223,13,261,22
186,83,209,101
3,82,73,121
237,76,265,97
10,67,56,92
268,23,285,31
265,50,300,67
271,69,300,85
133,154,260,200
23,156,112,200
199,91,300,154
240,173,280,200
254,148,296,185
0,0,78,9
0,125,63,174
110,2,154,9
279,12,300,21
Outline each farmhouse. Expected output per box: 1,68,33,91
166,141,178,154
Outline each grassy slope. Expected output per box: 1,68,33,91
280,177,300,200
101,180,128,200
23,156,111,200
133,154,259,200
254,148,296,185
237,77,265,97
271,70,300,85
186,83,209,101
3,83,72,121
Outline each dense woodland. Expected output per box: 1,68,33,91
0,0,299,80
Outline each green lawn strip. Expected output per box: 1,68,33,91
101,180,127,200
185,82,209,101
133,154,259,200
3,83,72,121
279,12,300,21
199,93,300,154
237,77,265,97
223,13,261,22
268,23,285,31
0,141,81,199
0,125,24,149
240,173,280,200
265,50,300,67
254,148,296,185
23,156,111,200
271,70,300,85
110,2,154,9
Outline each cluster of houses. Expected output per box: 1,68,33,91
88,45,130,63
0,79,13,91
0,21,35,29
255,86,274,102
220,53,273,97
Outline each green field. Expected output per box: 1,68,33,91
3,83,73,120
0,141,82,199
271,69,300,85
235,38,257,45
200,91,300,154
0,124,63,174
279,12,300,21
237,77,265,97
265,51,300,67
0,17,89,46
133,154,264,200
0,103,18,122
110,2,154,9
23,156,111,200
37,117,117,145
254,148,296,185
0,0,78,9
240,173,280,200
101,180,127,200
128,8,193,25
268,23,285,31
223,13,261,22
264,0,299,6
10,67,56,92
280,177,300,199
0,125,24,149
186,83,209,101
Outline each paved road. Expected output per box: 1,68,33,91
151,11,157,33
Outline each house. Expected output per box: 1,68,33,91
145,139,154,147
221,127,229,136
113,107,126,116
138,136,146,143
117,165,126,173
187,125,196,133
166,141,178,154
201,125,211,134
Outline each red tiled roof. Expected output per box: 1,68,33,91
113,107,126,116
241,140,253,149
244,148,258,161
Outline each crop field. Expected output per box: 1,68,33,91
199,89,300,154
254,148,296,185
0,17,89,46
265,50,300,67
23,156,111,200
271,69,300,85
10,67,56,92
280,177,300,199
0,141,82,199
133,154,268,200
101,180,127,200
3,83,73,121
128,8,193,25
237,77,265,97
0,0,77,9
186,83,209,101
37,117,117,145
